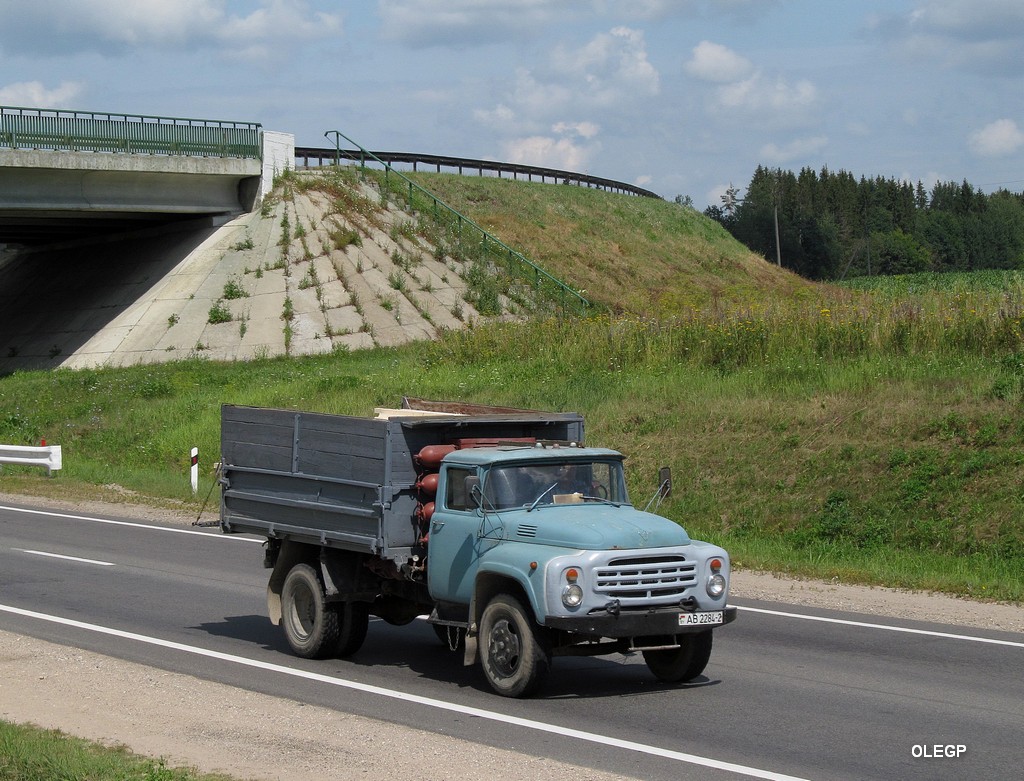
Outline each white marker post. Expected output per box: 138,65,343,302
190,447,199,495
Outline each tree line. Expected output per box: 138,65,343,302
703,165,1024,280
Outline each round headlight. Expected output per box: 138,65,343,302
562,583,584,608
706,573,726,598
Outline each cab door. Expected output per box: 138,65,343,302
427,465,492,604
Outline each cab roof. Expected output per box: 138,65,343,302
442,445,623,466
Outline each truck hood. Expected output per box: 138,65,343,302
504,505,690,549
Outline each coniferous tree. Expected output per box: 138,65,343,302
718,165,1024,278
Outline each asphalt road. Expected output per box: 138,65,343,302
1,500,1021,781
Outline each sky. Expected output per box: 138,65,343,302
1,0,1023,209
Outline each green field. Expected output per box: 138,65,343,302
1,173,1022,603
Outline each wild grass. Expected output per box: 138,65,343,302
0,721,235,781
401,172,816,314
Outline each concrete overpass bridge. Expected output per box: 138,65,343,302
0,106,276,248
0,106,298,375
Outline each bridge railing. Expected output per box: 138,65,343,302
0,106,262,159
324,130,591,315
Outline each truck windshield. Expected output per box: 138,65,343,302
482,461,628,510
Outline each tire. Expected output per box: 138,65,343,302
432,623,466,651
642,631,713,683
334,600,370,657
281,563,340,659
479,594,550,698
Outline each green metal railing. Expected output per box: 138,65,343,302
0,106,262,159
324,130,591,315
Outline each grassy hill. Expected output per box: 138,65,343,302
1,169,1022,602
401,172,816,313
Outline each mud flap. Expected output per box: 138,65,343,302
463,593,479,666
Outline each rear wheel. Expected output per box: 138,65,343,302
334,600,370,657
281,563,339,659
479,595,550,698
642,631,713,683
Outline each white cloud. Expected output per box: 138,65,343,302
552,121,600,139
759,136,828,163
905,0,1024,40
509,69,575,118
502,134,597,171
551,27,660,105
969,119,1024,156
378,0,566,46
502,120,602,171
681,39,817,125
220,2,343,43
685,41,753,83
473,103,517,128
0,0,342,59
716,74,817,114
880,0,1024,74
473,27,658,141
0,81,84,108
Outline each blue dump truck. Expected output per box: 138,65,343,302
219,399,736,697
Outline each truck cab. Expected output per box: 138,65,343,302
427,444,736,697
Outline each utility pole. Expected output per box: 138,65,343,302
773,201,782,267
772,172,782,267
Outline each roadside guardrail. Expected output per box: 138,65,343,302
295,145,661,199
0,443,62,476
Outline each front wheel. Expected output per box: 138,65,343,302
479,594,550,698
642,631,713,683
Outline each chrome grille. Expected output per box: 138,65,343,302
593,555,695,599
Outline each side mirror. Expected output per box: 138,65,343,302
644,466,672,512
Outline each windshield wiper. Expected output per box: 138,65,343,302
579,494,620,507
527,482,558,512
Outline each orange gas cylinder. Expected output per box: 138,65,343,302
416,501,435,524
415,444,456,470
417,472,439,497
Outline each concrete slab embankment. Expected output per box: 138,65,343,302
0,170,488,373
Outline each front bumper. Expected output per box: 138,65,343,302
544,605,737,637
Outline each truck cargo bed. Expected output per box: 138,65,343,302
219,404,584,563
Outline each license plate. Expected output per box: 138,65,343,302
679,611,724,626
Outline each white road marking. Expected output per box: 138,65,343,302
15,549,115,567
0,603,809,781
735,605,1024,648
0,504,262,543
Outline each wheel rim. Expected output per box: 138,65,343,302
487,616,522,677
289,581,315,640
